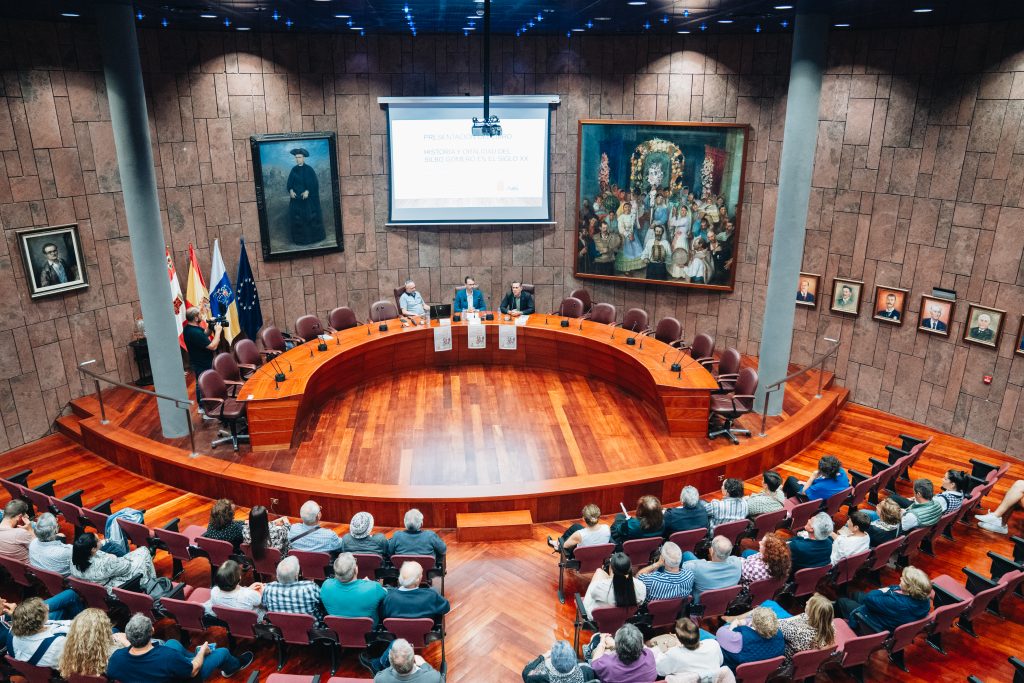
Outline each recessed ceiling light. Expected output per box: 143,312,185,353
833,22,850,27
773,4,793,9
237,26,251,30
627,1,647,5
335,14,350,18
594,17,612,21
200,13,217,19
677,30,691,34
61,12,80,17
571,27,585,31
913,7,933,12
464,26,476,30
349,26,364,30
718,19,733,24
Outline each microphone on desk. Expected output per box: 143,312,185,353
579,317,585,331
626,321,639,346
270,357,287,383
663,339,687,364
674,353,699,380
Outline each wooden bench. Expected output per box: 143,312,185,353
456,510,533,542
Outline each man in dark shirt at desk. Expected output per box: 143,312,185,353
183,307,222,409
499,281,535,317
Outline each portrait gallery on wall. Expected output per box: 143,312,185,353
17,224,89,299
251,132,345,261
574,120,748,291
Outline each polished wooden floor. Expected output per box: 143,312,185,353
5,402,1023,682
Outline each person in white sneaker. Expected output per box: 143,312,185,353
976,479,1024,535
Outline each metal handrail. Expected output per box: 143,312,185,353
759,337,841,437
77,359,198,457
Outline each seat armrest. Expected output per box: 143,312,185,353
931,582,965,607
34,479,57,496
849,469,869,486
61,489,85,507
884,445,908,464
574,593,588,625
1012,535,1024,565
968,458,998,480
92,499,114,515
162,517,181,532
7,469,32,486
986,551,1023,581
868,457,890,476
962,567,999,595
898,434,926,451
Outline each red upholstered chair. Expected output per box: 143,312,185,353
50,495,87,533
352,552,383,580
751,509,788,541
746,576,785,607
68,576,112,611
557,542,614,604
113,585,167,620
266,611,318,670
569,288,593,314
268,675,322,683
369,300,399,322
668,528,707,555
195,535,240,584
67,674,109,683
213,352,247,396
833,619,889,683
21,486,56,517
241,542,283,582
710,347,742,393
863,536,906,584
573,595,636,652
383,616,442,651
324,615,375,674
27,565,68,598
233,338,261,378
734,655,785,683
832,548,872,587
586,302,616,325
688,332,716,369
653,316,685,347
790,644,838,682
4,655,55,683
295,314,326,342
212,604,260,644
393,286,406,311
0,554,33,591
931,571,1005,638
644,596,690,630
712,519,750,546
616,307,650,334
708,367,757,444
925,598,972,654
154,524,205,578
898,525,931,566
290,549,332,581
116,516,155,554
785,564,831,600
553,296,585,318
162,587,212,644
389,553,444,593
328,306,362,331
198,370,249,451
884,612,933,672
260,325,301,357
622,536,662,570
785,498,823,534
823,486,854,518
693,584,742,624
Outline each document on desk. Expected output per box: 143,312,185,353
433,325,452,352
467,323,487,349
515,315,530,326
498,324,517,350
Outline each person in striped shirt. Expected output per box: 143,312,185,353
705,479,749,525
636,542,694,600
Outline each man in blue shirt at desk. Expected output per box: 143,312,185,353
453,275,486,313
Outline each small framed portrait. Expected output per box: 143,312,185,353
17,224,89,299
250,132,344,261
829,278,863,316
872,286,909,325
963,304,1006,348
796,272,820,309
918,295,955,337
1015,316,1024,357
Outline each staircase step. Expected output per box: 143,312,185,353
55,415,83,444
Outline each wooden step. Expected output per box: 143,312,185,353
456,510,533,542
55,415,83,444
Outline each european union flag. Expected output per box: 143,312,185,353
236,238,263,341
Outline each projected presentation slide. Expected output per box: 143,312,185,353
384,98,555,224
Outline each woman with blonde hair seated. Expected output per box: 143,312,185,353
834,565,932,634
58,608,128,678
716,606,785,671
778,593,835,658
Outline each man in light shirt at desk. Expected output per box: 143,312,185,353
398,279,426,319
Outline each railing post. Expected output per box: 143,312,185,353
759,389,771,437
816,367,824,399
184,407,198,458
95,379,108,425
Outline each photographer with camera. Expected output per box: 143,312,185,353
183,307,223,414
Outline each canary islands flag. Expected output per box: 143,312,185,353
209,239,241,343
236,237,263,341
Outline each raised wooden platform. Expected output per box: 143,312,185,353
457,510,533,542
58,357,846,527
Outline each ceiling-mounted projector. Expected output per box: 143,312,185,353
472,115,502,136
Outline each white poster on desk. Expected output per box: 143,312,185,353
467,323,487,349
498,324,517,350
433,325,452,352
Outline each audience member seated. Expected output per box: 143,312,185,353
388,508,448,561
834,565,931,634
0,499,34,562
715,606,784,672
976,479,1024,535
107,613,253,682
340,511,389,557
893,470,968,515
321,553,387,625
865,498,903,547
205,559,263,618
522,639,596,683
899,479,943,532
611,494,665,546
776,593,835,659
650,617,724,679
706,479,749,525
70,532,156,594
262,555,323,623
547,503,611,554
242,505,290,555
788,513,834,571
740,532,791,588
636,542,694,600
782,455,850,501
663,486,711,536
830,510,871,565
29,512,72,575
745,471,786,517
382,561,451,620
588,623,658,683
58,608,128,680
582,551,646,619
288,500,342,553
10,597,71,669
681,536,742,601
203,498,245,551
373,638,442,683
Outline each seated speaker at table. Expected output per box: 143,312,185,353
398,279,426,317
453,275,486,313
499,281,535,317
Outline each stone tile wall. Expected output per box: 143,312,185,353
0,21,1021,455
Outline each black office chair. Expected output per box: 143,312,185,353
708,367,757,444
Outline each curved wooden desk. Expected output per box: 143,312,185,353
240,315,719,451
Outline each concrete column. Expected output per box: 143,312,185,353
96,1,189,437
755,8,829,415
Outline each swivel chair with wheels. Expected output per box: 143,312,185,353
708,367,758,444
198,370,249,451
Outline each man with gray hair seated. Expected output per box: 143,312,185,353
28,512,72,576
399,280,427,318
663,486,711,537
288,500,342,553
388,508,447,561
321,552,388,624
261,555,324,624
106,613,253,681
636,541,695,600
373,638,441,683
788,512,834,571
680,535,742,602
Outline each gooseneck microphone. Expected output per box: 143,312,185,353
663,340,687,363
270,356,286,383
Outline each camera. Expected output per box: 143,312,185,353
205,315,228,327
